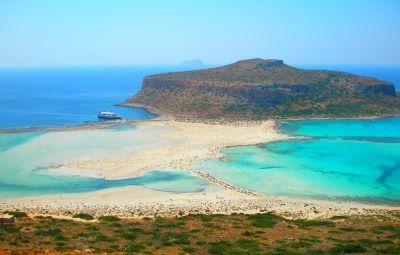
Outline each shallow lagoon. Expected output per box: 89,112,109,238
1,118,400,203
194,117,400,204
0,125,208,199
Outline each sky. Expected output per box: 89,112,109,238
0,0,399,67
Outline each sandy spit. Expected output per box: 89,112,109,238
53,119,286,179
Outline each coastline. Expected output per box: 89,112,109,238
119,102,164,118
0,119,134,134
2,108,397,134
1,115,399,220
51,118,286,179
1,184,398,220
279,114,400,121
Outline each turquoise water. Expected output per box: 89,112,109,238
2,118,399,202
0,126,208,199
193,117,400,204
2,65,399,200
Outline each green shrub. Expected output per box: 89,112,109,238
95,234,113,242
108,244,121,252
172,232,191,245
86,225,99,231
247,213,279,228
329,244,367,254
196,240,206,245
235,238,260,252
128,227,145,233
125,243,145,253
120,232,137,240
182,246,196,253
339,227,362,232
272,246,303,255
387,232,400,238
376,245,400,254
375,225,398,232
4,211,28,218
98,216,120,222
242,230,256,237
9,241,19,247
54,234,68,241
330,215,349,220
72,213,94,220
293,219,335,228
291,241,313,249
0,225,20,233
34,228,62,237
208,240,231,255
75,232,90,238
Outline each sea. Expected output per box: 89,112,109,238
0,65,198,129
0,64,399,202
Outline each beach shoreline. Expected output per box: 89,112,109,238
1,110,398,134
1,184,398,220
50,118,286,179
1,117,399,220
278,115,400,121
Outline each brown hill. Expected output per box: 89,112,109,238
125,58,399,119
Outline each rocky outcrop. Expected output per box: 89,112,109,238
126,58,399,119
356,83,396,96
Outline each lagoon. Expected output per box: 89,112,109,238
193,117,400,204
0,125,208,199
1,65,400,203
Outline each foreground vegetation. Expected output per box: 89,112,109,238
1,211,400,254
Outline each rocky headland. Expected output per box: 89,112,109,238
125,58,399,119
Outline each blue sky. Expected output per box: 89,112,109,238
0,0,399,67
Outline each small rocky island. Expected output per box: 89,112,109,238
126,58,399,119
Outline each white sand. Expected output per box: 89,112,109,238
54,119,286,179
1,185,397,220
2,118,399,219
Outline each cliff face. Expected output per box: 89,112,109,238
126,58,399,119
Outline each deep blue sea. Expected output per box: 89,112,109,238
0,65,195,129
0,64,399,130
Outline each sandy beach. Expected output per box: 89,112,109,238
1,184,398,220
1,118,399,220
53,119,286,179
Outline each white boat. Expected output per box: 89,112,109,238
97,111,122,120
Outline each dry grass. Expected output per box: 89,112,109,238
1,211,400,254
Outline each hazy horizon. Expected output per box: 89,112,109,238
1,0,399,67
1,61,400,70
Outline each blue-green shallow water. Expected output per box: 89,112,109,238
0,170,207,199
193,117,400,204
0,126,208,199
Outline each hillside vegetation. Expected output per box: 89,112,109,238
1,211,400,254
127,59,400,119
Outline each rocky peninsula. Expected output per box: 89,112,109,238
126,58,399,119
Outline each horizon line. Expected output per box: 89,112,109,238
1,61,400,69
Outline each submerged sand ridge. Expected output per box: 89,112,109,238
55,119,286,179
